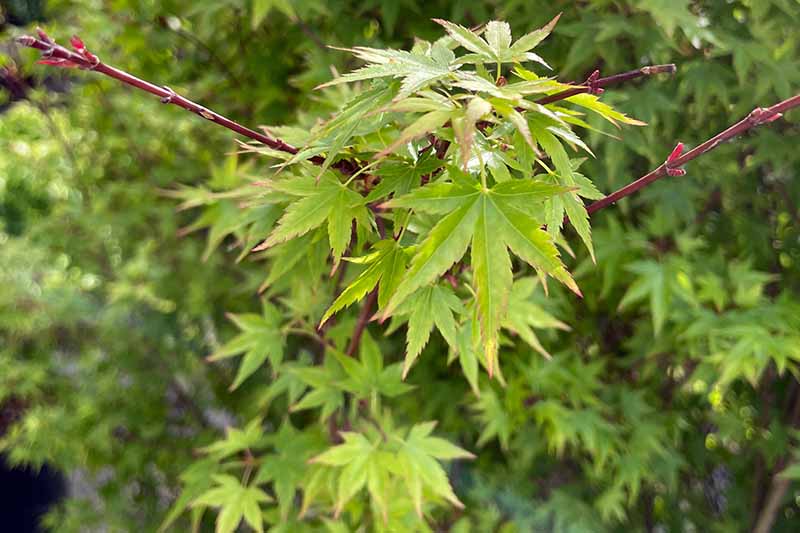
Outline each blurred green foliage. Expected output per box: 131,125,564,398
1,0,799,531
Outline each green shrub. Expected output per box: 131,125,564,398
2,1,799,531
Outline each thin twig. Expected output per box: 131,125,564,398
345,289,378,357
752,379,800,533
587,94,800,216
536,64,677,105
16,31,357,175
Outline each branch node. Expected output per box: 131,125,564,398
665,142,686,176
586,69,604,95
160,86,177,104
747,107,783,126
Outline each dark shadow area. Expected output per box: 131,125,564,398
0,455,64,533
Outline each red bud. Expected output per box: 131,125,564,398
36,27,53,43
70,35,86,52
667,142,684,163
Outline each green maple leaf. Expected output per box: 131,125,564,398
435,15,561,69
253,174,369,263
192,474,271,533
309,422,473,520
382,168,579,375
472,387,512,450
618,260,676,335
308,431,390,517
289,356,347,421
207,304,284,390
320,239,409,326
160,458,222,532
292,83,397,176
393,284,465,378
316,41,459,100
366,154,444,204
254,421,320,520
330,332,413,400
395,421,474,517
503,277,570,359
199,418,266,460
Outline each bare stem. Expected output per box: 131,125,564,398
15,32,357,175
345,289,378,357
535,64,677,105
587,94,800,216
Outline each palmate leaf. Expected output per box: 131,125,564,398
289,356,346,421
330,332,413,399
618,260,676,335
382,170,578,375
253,174,368,263
472,387,512,450
435,15,561,69
534,127,596,262
395,421,475,516
253,421,321,520
392,284,465,378
296,83,397,177
316,42,458,100
308,431,382,516
320,239,408,325
192,474,271,533
309,421,473,520
503,277,570,359
208,303,284,390
366,154,444,204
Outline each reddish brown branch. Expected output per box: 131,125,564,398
345,289,378,357
15,32,357,175
587,94,800,216
536,64,676,106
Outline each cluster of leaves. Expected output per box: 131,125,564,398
222,16,643,382
2,1,800,532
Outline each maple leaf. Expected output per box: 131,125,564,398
207,303,284,390
252,174,369,264
381,167,579,375
192,474,271,533
392,284,465,377
394,421,474,516
320,239,409,325
435,14,562,69
316,42,460,100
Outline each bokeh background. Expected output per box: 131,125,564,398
1,0,799,531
